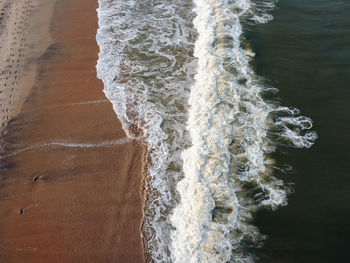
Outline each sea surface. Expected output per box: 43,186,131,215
96,0,348,262
249,0,350,262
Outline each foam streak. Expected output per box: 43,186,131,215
0,138,131,159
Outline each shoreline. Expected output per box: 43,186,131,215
0,0,146,262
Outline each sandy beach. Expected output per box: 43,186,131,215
0,0,145,262
0,0,54,133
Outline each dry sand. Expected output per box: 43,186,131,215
0,0,146,262
0,0,54,133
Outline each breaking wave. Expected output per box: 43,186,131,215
96,0,317,262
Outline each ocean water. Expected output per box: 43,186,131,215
90,0,350,262
248,0,350,262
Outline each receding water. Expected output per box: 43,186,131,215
246,0,350,262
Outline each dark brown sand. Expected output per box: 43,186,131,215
0,0,146,262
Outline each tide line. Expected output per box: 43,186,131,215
0,137,132,159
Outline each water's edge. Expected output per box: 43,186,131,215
96,0,317,262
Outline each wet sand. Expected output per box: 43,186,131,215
0,0,145,262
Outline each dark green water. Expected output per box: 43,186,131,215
247,0,350,262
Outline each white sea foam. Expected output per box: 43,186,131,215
96,0,196,261
170,0,316,262
96,0,316,262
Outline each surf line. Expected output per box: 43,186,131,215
170,0,316,262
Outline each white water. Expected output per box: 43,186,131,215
96,0,317,262
170,0,316,262
96,1,196,261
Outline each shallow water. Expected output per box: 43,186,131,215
247,0,350,262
